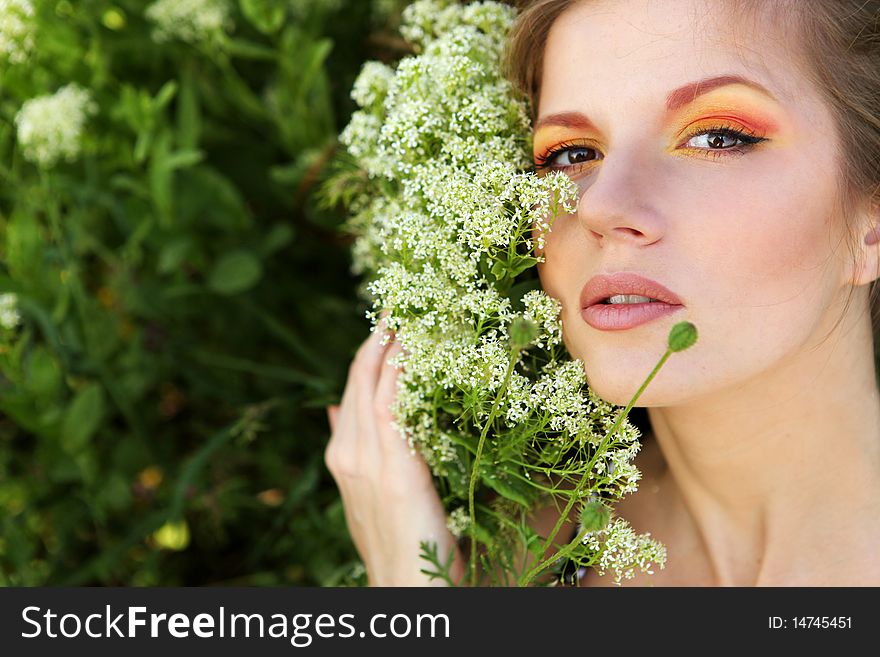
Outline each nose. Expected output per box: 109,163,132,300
574,145,665,246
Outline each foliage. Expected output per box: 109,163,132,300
0,0,410,586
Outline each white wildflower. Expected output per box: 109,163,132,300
338,0,659,584
145,0,231,44
581,517,667,586
446,506,470,539
351,61,396,112
15,84,97,167
340,111,394,179
0,292,21,329
0,0,34,64
400,0,514,51
521,360,591,435
520,290,563,348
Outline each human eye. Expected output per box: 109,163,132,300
533,139,602,175
679,121,769,158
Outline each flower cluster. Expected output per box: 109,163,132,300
337,0,665,585
0,0,34,65
145,0,231,44
445,506,471,539
581,517,668,585
14,84,97,167
0,293,21,330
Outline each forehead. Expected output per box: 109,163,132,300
539,0,817,121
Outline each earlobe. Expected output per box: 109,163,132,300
853,212,880,286
863,223,880,246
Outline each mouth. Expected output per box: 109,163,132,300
580,273,684,331
597,294,662,305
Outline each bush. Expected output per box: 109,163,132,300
0,0,410,586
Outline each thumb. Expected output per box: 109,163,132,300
326,404,341,433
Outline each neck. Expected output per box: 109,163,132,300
645,300,880,585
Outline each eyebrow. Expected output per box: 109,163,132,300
534,74,778,131
666,74,776,111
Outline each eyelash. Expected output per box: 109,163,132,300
532,122,769,173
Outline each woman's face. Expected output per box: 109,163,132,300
535,0,855,406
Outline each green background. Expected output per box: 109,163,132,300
0,0,420,586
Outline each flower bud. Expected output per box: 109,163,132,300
578,498,611,534
667,321,697,353
508,317,539,351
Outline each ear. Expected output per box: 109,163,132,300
850,201,880,287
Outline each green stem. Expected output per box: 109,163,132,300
468,349,519,586
518,349,673,587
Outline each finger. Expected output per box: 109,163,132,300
374,338,402,414
377,309,396,344
374,341,410,454
374,342,439,499
326,404,340,434
352,318,391,391
352,321,395,455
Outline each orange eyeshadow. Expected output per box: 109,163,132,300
667,89,783,134
532,90,785,161
532,127,598,159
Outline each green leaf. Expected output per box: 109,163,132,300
5,211,44,285
470,520,494,545
446,464,469,500
208,251,263,295
164,149,204,171
481,470,533,508
239,0,286,34
25,346,62,399
442,431,476,454
438,398,462,415
508,255,539,278
149,130,174,224
61,384,105,453
261,223,294,256
153,80,178,111
176,167,252,230
177,66,201,150
158,238,193,275
224,37,279,60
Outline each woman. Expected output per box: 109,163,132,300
325,0,880,586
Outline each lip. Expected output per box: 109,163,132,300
580,272,684,331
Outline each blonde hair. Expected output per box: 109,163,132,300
504,0,880,343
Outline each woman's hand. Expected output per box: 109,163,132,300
325,320,466,586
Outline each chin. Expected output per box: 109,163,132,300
583,374,645,407
588,378,686,409
582,356,689,408
567,339,646,401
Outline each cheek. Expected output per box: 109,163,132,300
535,215,586,305
536,216,596,358
684,152,843,312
